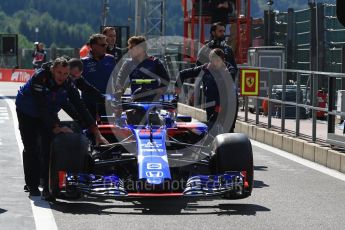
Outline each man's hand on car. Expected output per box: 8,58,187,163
89,125,109,146
95,132,109,146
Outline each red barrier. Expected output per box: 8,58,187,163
0,68,34,83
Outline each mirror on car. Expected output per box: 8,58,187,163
337,0,345,26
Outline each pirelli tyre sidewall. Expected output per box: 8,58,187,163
210,133,254,199
49,132,90,198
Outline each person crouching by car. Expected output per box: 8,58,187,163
66,58,106,122
40,58,107,124
69,58,105,107
16,57,108,200
175,48,236,134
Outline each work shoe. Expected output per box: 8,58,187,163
28,187,41,196
24,185,29,192
41,188,55,202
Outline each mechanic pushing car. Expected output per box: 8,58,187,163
15,57,108,200
62,58,107,122
175,48,236,133
69,58,105,103
41,58,106,124
113,36,170,102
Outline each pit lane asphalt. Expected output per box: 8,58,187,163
1,82,345,230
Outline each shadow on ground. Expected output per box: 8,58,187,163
0,208,7,214
254,166,268,171
50,197,270,216
0,96,16,100
254,180,269,189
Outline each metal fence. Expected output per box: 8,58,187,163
179,65,345,145
239,66,345,142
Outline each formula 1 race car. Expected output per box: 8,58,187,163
48,80,253,201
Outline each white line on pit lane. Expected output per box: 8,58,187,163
251,139,345,182
0,108,9,119
1,94,58,230
0,110,9,119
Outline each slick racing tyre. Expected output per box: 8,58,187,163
210,133,253,199
49,133,90,199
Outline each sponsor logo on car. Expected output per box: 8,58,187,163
147,163,162,170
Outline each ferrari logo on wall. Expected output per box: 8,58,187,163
240,69,260,96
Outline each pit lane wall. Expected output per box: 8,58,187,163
178,102,345,174
0,68,34,83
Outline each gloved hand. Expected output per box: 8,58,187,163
171,94,179,108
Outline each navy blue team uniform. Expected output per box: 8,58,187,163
196,40,238,78
82,53,115,119
196,40,238,132
106,46,124,64
16,68,95,193
40,62,105,123
60,77,106,124
115,56,170,101
176,63,235,130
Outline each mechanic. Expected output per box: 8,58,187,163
175,48,235,132
41,58,106,124
102,27,124,63
16,57,108,199
64,58,107,123
113,36,170,102
196,22,238,132
196,22,237,73
82,34,115,119
69,58,105,105
81,34,115,120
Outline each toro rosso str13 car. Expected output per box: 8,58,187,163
48,80,253,201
